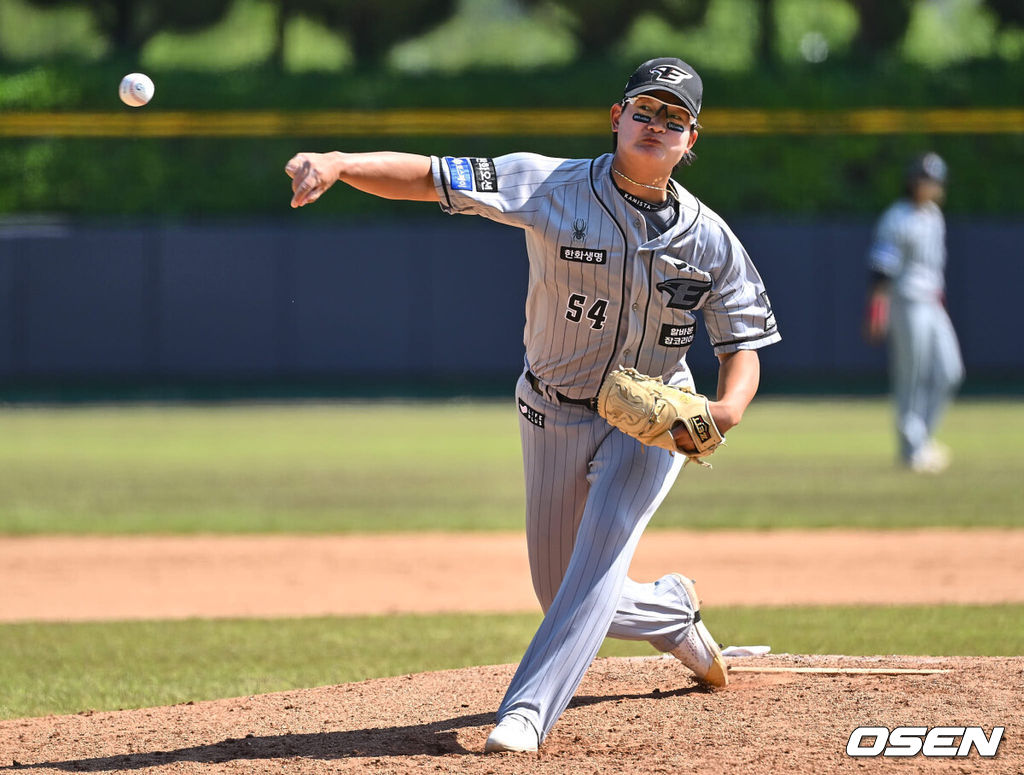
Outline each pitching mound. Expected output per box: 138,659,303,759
2,654,1020,774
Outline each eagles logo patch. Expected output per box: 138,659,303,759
657,278,712,310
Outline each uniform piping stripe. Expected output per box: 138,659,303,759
589,159,630,382
632,179,702,365
712,330,780,348
436,157,454,209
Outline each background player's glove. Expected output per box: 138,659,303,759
597,367,724,466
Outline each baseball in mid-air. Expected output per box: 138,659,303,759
119,73,154,107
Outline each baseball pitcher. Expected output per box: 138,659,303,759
286,56,780,753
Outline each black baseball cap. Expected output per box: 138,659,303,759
907,152,948,184
623,57,703,119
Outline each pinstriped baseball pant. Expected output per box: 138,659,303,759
889,299,964,463
497,372,698,742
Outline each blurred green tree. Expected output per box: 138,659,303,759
984,0,1024,27
20,0,234,59
520,0,711,59
846,0,913,59
272,0,458,70
755,0,778,68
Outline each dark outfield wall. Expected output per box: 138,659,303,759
0,217,1019,396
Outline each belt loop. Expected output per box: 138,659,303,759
525,370,543,396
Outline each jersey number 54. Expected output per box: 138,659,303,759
566,293,609,330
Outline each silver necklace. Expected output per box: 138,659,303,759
612,168,677,200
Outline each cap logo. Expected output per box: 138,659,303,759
649,65,692,85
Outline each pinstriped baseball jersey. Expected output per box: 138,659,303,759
430,148,779,745
431,152,780,398
869,199,947,302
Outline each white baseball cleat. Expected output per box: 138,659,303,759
669,574,729,687
485,713,539,753
908,441,951,474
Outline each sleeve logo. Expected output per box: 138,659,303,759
471,158,498,192
445,157,498,192
760,291,777,331
446,157,474,190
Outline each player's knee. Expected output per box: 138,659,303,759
599,507,644,541
939,361,965,391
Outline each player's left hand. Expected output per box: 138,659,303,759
672,401,734,454
671,423,699,454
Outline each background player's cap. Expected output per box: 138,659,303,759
623,57,703,119
907,152,948,184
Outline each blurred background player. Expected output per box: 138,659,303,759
864,152,964,473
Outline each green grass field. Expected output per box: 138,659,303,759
0,397,1021,720
2,605,1022,720
0,398,1021,533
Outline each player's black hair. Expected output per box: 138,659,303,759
611,98,699,168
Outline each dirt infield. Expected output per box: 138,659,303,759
2,529,1022,772
3,529,1024,622
2,655,1021,773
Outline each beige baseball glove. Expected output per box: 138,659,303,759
597,367,724,466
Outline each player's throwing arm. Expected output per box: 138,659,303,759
285,152,439,208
